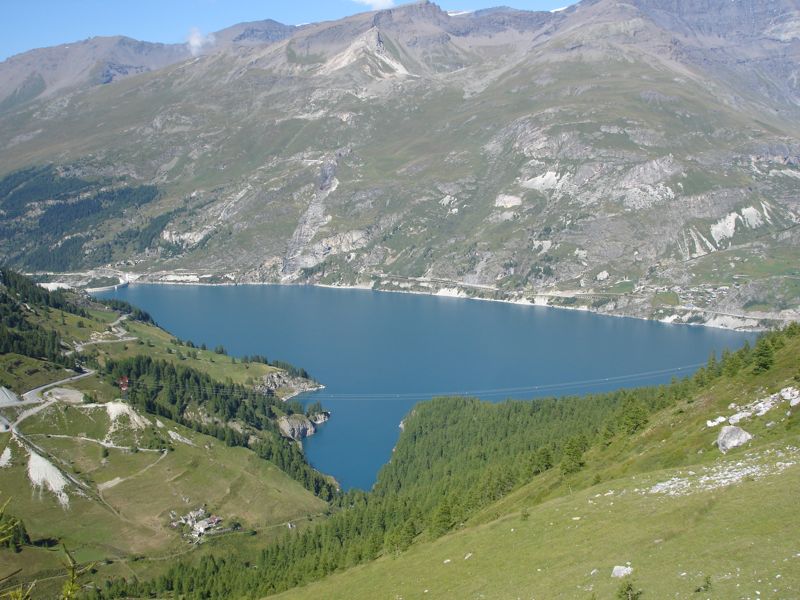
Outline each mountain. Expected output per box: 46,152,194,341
0,36,190,110
0,19,298,110
0,0,799,328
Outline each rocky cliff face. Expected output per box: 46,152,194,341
277,412,330,441
1,0,799,327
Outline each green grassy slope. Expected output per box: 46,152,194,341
276,464,799,599
0,417,326,598
0,273,329,597
274,334,800,599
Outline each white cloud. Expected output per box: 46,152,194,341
186,27,216,56
352,0,396,9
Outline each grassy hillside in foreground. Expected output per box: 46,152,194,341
275,460,799,599
271,333,800,599
0,270,330,598
90,327,799,599
0,413,326,597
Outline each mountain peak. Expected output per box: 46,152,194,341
371,1,449,28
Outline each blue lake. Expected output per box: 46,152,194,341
97,284,755,490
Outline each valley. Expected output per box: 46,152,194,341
0,1,798,328
1,0,799,598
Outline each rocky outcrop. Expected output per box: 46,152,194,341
278,414,315,441
257,371,323,400
309,412,330,426
277,412,330,441
716,426,753,454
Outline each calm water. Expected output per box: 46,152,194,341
97,284,754,490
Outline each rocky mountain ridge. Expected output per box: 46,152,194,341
0,0,799,328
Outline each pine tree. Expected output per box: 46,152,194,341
560,436,586,475
619,395,649,435
429,498,453,537
752,338,774,374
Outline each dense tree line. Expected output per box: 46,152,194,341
0,164,160,270
0,165,93,220
0,268,86,316
0,268,91,367
0,291,74,369
96,299,154,324
270,360,311,380
0,268,88,368
87,324,800,600
102,355,336,501
23,236,88,272
104,356,280,429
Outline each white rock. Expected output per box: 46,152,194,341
706,416,726,428
522,171,560,192
168,430,196,446
728,411,752,425
27,450,70,507
495,194,522,208
780,387,799,407
741,206,764,228
106,401,149,429
716,426,753,454
710,212,740,244
0,446,11,467
612,565,633,578
596,270,610,282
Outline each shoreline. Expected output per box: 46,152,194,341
85,276,780,333
36,267,793,332
281,383,326,403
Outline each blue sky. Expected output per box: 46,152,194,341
0,0,575,61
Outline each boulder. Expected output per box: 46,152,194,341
716,425,753,454
611,565,633,578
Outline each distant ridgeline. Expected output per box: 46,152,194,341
0,165,160,271
91,323,799,599
0,270,336,501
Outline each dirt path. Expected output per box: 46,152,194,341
27,433,162,453
20,369,96,406
64,314,140,356
98,450,168,493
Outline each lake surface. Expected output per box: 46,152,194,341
97,284,755,490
